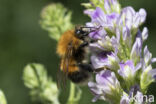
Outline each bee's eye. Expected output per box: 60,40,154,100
75,30,81,35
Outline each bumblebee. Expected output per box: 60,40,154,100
57,26,98,85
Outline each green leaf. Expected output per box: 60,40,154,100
23,63,60,104
0,90,7,104
40,3,73,41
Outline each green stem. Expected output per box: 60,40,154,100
67,82,75,104
66,82,82,104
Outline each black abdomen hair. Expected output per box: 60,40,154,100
68,63,93,84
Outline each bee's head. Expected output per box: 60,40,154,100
74,26,90,40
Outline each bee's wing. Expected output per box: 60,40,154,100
62,42,73,73
57,41,73,89
57,66,66,89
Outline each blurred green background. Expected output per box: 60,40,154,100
0,0,156,104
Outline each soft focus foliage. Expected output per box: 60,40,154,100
40,3,73,41
23,63,60,104
82,0,121,14
0,90,7,104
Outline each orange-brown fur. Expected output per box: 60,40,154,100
57,30,83,73
57,30,82,56
60,58,79,73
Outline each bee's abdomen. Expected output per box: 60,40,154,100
68,63,93,84
68,70,90,83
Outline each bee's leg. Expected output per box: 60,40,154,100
79,41,88,48
79,38,97,48
83,32,89,36
90,38,98,43
78,63,94,72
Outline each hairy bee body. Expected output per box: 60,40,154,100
57,30,82,58
57,28,94,84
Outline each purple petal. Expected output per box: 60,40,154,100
98,52,112,61
111,36,119,48
96,70,120,89
89,42,105,52
86,22,95,27
122,26,131,47
92,95,101,102
92,7,105,19
84,10,94,16
144,46,152,65
96,70,112,85
108,13,119,20
120,93,130,104
104,0,111,12
135,91,144,103
88,82,102,95
89,31,101,39
149,69,156,80
133,12,140,28
126,61,135,70
139,8,147,23
91,55,106,69
135,62,142,70
105,13,119,27
88,70,121,102
123,27,130,41
104,0,118,13
122,6,135,29
89,29,106,39
110,0,118,5
133,8,146,28
142,27,148,41
131,36,142,63
129,85,140,97
91,51,112,69
91,7,106,25
118,60,137,78
91,54,107,69
115,28,121,43
151,58,156,63
124,6,135,16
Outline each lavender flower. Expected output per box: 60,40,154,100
88,70,122,103
91,51,119,70
140,46,156,93
119,7,146,30
118,60,141,88
83,0,156,103
130,34,142,65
